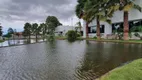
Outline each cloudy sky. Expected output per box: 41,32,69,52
0,0,79,34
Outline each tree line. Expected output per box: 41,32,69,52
23,16,62,42
76,0,142,40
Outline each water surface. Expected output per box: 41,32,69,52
0,40,142,80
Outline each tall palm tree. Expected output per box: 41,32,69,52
75,0,89,38
84,0,112,40
121,0,141,40
108,0,141,40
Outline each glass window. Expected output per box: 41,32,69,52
88,25,105,33
112,19,142,33
112,22,123,32
130,20,142,32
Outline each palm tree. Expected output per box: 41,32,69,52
75,0,89,38
121,0,141,40
108,0,141,40
84,0,112,40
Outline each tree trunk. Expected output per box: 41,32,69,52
123,11,129,40
36,34,38,42
96,16,101,40
86,22,89,38
43,35,45,41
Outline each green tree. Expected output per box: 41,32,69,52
8,28,14,34
75,0,89,38
40,23,47,41
3,33,12,39
23,23,32,42
32,23,41,42
75,0,112,39
83,0,113,40
45,16,62,41
8,28,15,40
66,30,78,42
75,21,82,35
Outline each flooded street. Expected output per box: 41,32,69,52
0,40,142,80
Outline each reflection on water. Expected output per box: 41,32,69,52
0,40,142,80
76,41,142,79
0,39,44,47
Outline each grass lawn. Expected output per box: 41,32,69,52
99,59,142,80
55,36,142,44
55,36,85,41
55,36,67,40
86,39,142,44
0,40,4,43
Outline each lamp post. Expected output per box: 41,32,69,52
71,18,73,30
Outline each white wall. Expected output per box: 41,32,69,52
83,19,112,38
55,25,75,36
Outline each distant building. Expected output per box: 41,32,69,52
55,25,83,36
14,32,23,39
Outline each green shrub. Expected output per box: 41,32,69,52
66,30,77,41
93,36,97,39
0,40,4,43
77,33,81,37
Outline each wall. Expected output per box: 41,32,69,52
55,25,76,36
83,19,112,38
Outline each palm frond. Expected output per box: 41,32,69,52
133,4,142,12
123,2,133,11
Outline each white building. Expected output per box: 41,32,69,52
55,25,77,36
83,0,142,39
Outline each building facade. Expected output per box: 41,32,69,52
83,0,142,39
55,25,76,36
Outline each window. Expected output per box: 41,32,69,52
88,25,105,33
112,19,142,32
112,22,123,32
